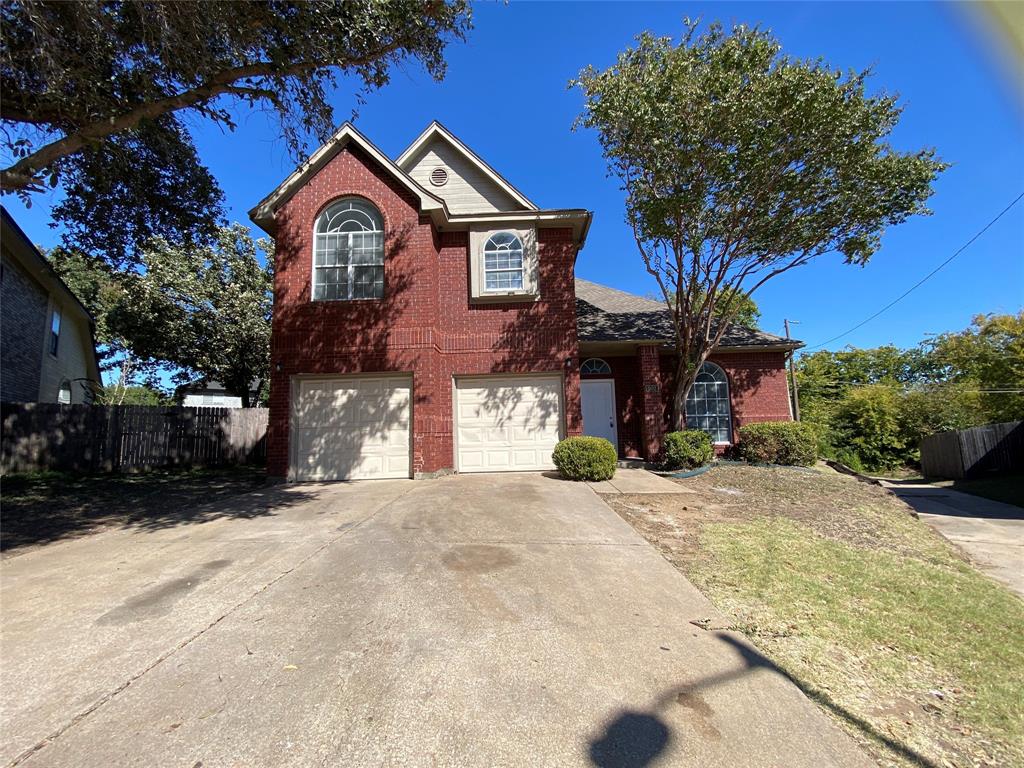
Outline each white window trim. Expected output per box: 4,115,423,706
581,358,612,375
685,361,733,445
311,199,385,302
482,231,525,294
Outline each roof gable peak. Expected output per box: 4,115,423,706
396,121,537,211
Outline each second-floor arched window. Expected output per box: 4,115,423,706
313,198,384,300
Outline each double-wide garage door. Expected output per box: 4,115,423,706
455,376,563,473
291,376,411,481
290,374,564,480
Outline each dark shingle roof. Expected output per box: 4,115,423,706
574,278,802,349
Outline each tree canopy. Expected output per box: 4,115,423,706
572,20,946,429
2,0,471,265
50,225,273,407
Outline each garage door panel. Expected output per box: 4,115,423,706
291,376,411,481
455,377,562,473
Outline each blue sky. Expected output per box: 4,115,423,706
8,1,1023,354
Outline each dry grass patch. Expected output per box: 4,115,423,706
604,465,1024,768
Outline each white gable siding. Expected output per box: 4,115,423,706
405,138,525,214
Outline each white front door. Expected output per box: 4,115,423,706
455,376,563,472
581,379,618,448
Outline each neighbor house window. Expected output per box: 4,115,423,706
685,361,732,443
57,379,72,404
313,198,384,300
483,232,524,291
581,358,612,375
49,307,61,356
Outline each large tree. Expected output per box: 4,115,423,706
2,0,470,265
50,225,273,407
572,21,946,430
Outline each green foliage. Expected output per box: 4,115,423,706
928,312,1024,424
797,314,1023,470
97,385,168,406
50,225,272,407
571,19,945,430
2,0,471,265
831,385,907,471
552,437,617,481
661,430,714,470
737,422,817,466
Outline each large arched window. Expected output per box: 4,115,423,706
313,198,384,300
483,232,524,291
685,362,732,443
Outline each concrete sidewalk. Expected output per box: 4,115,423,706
881,482,1024,598
588,467,696,494
2,473,871,768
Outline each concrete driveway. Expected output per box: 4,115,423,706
1,473,871,768
882,481,1024,598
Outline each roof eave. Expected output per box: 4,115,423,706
247,123,447,235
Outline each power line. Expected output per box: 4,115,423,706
805,191,1024,351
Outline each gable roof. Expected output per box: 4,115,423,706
396,121,538,211
575,278,802,350
248,123,447,234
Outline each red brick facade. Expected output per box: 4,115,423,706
581,349,793,459
266,140,793,477
267,144,581,478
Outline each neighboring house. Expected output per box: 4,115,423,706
176,378,262,408
1,207,101,405
250,121,801,481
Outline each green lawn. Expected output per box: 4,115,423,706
607,465,1024,768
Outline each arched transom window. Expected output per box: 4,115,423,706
685,362,732,443
580,358,612,375
483,232,524,291
313,198,384,300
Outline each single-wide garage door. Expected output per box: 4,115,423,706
291,376,411,481
456,376,563,472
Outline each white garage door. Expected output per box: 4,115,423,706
455,376,563,473
291,376,411,481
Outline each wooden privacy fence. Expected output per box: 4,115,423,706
1,403,268,474
920,421,1023,480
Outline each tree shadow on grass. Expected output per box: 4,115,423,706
1,467,318,555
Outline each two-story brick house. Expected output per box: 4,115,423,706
250,122,800,481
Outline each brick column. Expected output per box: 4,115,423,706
638,344,664,461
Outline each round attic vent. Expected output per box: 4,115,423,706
429,166,449,187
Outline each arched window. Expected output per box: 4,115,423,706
580,358,612,375
483,232,524,291
313,198,384,300
685,362,731,443
57,379,72,405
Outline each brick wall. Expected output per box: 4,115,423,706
1,251,46,402
267,144,580,477
580,348,792,460
657,350,793,443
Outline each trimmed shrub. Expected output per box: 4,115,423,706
661,430,714,470
552,436,617,481
737,421,817,466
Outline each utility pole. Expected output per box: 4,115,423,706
784,319,801,422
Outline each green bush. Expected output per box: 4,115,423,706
737,421,817,466
660,430,714,470
552,436,617,481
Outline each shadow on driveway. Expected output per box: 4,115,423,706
1,467,317,556
589,633,941,768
